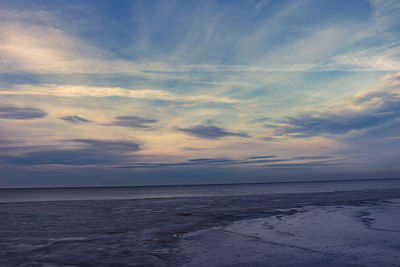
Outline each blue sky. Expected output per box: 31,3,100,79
0,0,399,187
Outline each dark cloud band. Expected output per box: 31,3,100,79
272,90,400,138
0,139,141,166
60,115,91,123
175,124,250,139
109,116,157,128
0,106,46,120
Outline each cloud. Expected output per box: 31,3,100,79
247,155,275,160
0,133,337,170
293,156,334,160
0,106,46,120
71,139,140,152
1,84,240,104
272,72,400,138
114,154,336,169
260,161,339,169
332,43,400,71
258,137,280,142
109,116,157,128
181,147,202,151
370,0,400,36
60,115,91,124
0,21,317,80
1,139,141,166
6,149,112,165
0,140,16,145
175,124,251,139
187,158,234,164
251,117,271,123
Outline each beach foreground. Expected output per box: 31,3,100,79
180,198,400,267
1,189,400,266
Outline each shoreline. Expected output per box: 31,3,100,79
2,185,400,204
2,177,400,190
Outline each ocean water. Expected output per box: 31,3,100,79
1,178,400,203
1,178,400,266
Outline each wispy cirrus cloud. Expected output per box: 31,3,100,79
1,6,397,82
0,106,46,120
1,1,400,186
0,22,316,79
370,0,400,36
0,84,241,104
332,42,400,71
175,124,251,139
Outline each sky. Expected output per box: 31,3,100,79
0,0,399,187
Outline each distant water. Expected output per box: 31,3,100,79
1,178,400,203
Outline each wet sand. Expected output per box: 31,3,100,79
1,189,400,266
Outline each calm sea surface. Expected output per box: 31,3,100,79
1,178,400,203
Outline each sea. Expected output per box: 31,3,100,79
1,178,400,266
1,178,400,203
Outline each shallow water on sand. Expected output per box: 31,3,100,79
1,188,400,266
180,198,400,267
